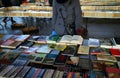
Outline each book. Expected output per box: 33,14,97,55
0,52,20,64
59,35,83,45
33,68,41,78
0,65,14,77
37,69,46,78
5,66,18,77
16,66,31,78
46,35,60,44
28,35,40,42
0,39,15,49
36,35,47,44
36,44,52,54
62,45,78,56
97,54,117,62
52,70,60,78
54,55,67,65
88,38,100,47
77,45,90,55
9,66,23,78
89,47,102,55
24,46,40,54
110,48,120,57
20,41,34,49
66,56,80,66
30,53,47,63
8,41,22,49
78,58,90,70
99,38,113,48
50,49,60,55
25,67,38,78
14,35,30,42
43,69,54,78
43,54,57,65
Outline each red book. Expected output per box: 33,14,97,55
110,48,120,57
106,67,120,73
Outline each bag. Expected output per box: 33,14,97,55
76,26,88,38
65,24,76,35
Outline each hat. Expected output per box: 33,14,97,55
56,0,68,4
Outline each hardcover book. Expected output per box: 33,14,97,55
36,35,47,44
78,58,90,70
43,54,57,65
54,54,67,65
36,44,52,54
20,41,34,49
97,54,117,62
30,53,47,63
110,48,120,57
15,66,31,78
77,45,90,55
62,45,77,56
88,38,100,47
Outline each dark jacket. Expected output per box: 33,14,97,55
2,0,12,7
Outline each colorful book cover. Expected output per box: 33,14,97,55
20,41,34,49
88,38,100,47
97,54,117,62
31,53,47,63
62,45,77,56
16,66,31,78
110,48,120,57
36,44,52,54
43,54,57,65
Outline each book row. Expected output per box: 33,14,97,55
0,65,85,78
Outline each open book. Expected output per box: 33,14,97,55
59,35,83,45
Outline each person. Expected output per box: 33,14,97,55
1,0,16,26
52,0,87,37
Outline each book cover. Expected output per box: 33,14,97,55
77,45,90,55
16,66,31,78
1,52,20,64
89,47,102,55
9,66,23,78
78,58,90,70
28,35,40,42
43,69,54,78
8,41,22,49
110,48,120,57
0,39,15,48
62,45,77,56
99,38,113,48
50,49,60,55
37,69,46,78
20,41,34,49
54,55,67,65
25,67,38,78
59,35,72,43
0,65,14,77
24,46,40,54
82,39,89,46
46,35,60,44
43,54,57,65
52,70,60,78
97,54,117,62
66,56,80,66
88,38,100,47
31,53,47,63
36,44,52,54
5,66,18,77
33,68,41,78
14,35,31,42
36,35,47,44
